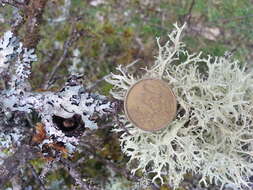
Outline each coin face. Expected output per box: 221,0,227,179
124,78,177,131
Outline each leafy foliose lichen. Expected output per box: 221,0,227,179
106,23,253,189
0,31,117,156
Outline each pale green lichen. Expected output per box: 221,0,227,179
106,23,253,189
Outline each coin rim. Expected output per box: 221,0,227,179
124,78,177,132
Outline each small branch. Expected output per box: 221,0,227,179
188,0,195,17
28,163,47,190
43,26,82,89
60,158,92,190
181,0,195,25
23,0,48,49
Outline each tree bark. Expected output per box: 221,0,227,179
23,0,48,49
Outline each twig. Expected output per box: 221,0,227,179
43,26,81,89
23,0,48,49
180,0,195,25
60,158,92,190
187,0,195,23
28,163,47,190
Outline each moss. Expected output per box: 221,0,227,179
55,25,71,42
202,42,227,56
29,158,45,171
100,82,113,96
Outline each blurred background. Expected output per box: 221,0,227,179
0,0,253,189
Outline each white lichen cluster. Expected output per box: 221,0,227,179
0,127,23,164
106,23,253,189
0,31,36,157
0,30,37,90
0,31,19,72
1,76,116,153
0,31,117,154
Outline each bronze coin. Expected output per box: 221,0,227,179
124,78,177,131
